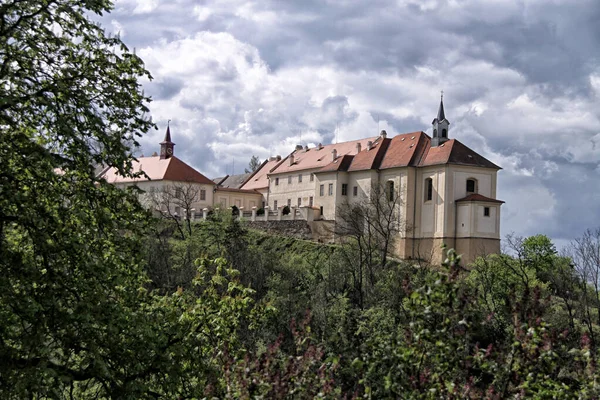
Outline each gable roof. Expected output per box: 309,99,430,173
213,173,252,189
240,157,286,190
101,156,214,185
269,137,378,175
347,137,391,172
378,132,428,169
317,154,355,173
419,139,501,169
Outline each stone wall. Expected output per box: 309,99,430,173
246,220,313,240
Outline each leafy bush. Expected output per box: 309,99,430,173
282,205,291,215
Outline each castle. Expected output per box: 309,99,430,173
102,97,503,264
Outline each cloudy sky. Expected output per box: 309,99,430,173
103,0,600,248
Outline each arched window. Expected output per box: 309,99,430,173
441,129,447,138
387,180,395,202
425,178,433,201
433,129,438,137
466,178,477,194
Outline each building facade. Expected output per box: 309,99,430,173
241,97,504,263
101,126,262,217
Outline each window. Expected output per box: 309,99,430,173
298,174,303,183
319,184,324,196
353,186,358,196
287,199,291,207
275,177,279,186
288,176,292,184
200,189,206,201
298,198,302,207
175,188,182,199
425,178,433,201
342,183,348,196
484,207,490,217
309,196,313,207
328,183,333,196
310,173,314,182
274,200,278,209
387,181,395,202
466,179,476,194
442,129,447,138
433,128,437,137
175,206,181,216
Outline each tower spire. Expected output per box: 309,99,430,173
160,120,175,159
431,93,450,147
437,91,446,121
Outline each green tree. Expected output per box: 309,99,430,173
0,0,168,396
245,155,262,173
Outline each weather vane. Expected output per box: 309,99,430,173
167,119,171,127
441,90,444,100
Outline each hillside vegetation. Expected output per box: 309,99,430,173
3,0,600,397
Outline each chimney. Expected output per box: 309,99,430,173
269,156,276,161
304,145,309,151
380,129,387,139
318,143,323,150
332,149,337,161
276,155,281,161
367,141,373,150
289,154,295,165
356,143,362,154
295,144,303,151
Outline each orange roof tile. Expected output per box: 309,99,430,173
270,137,378,175
379,132,428,169
420,139,501,169
456,193,505,204
317,154,355,173
240,157,286,190
347,137,391,171
101,156,214,185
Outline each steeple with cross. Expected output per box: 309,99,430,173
431,91,450,147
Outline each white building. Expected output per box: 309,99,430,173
241,97,504,263
101,126,262,218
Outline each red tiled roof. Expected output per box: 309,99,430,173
347,137,391,171
101,156,214,185
379,132,428,169
270,137,378,175
317,154,355,173
420,139,501,169
240,157,286,190
456,193,505,204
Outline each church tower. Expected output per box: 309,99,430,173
431,92,450,147
160,122,175,159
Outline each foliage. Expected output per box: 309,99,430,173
224,312,340,399
0,0,157,396
245,155,262,174
282,205,291,215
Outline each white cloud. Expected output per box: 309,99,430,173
104,0,600,243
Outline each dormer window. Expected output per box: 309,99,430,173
466,179,477,194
